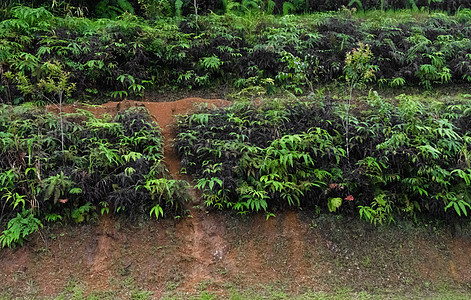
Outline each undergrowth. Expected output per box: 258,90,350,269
0,105,188,248
176,93,471,223
0,7,471,102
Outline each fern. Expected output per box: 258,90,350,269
200,55,223,71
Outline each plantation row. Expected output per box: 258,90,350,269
1,7,471,104
4,0,471,18
176,94,471,224
0,105,187,248
2,92,471,247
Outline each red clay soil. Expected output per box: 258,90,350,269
3,209,471,298
2,98,471,298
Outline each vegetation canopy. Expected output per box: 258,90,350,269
1,6,471,103
176,94,471,224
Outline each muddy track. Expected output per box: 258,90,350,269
137,98,232,292
111,98,232,293
47,97,233,293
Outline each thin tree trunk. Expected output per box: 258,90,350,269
194,0,198,24
59,90,64,154
346,83,353,163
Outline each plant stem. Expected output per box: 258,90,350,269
346,82,353,163
59,90,64,154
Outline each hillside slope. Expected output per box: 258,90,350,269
1,98,471,299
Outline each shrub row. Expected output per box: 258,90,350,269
5,0,471,18
0,105,188,247
176,94,471,223
1,8,471,103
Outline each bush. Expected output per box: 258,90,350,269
0,105,189,247
176,94,471,223
1,8,471,103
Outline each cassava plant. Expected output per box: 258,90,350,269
0,104,190,248
343,42,377,162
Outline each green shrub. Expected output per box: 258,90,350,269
0,209,42,248
0,105,188,247
177,94,471,223
1,7,471,102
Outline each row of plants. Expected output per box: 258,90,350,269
1,7,471,103
0,105,188,248
3,0,471,18
176,92,471,223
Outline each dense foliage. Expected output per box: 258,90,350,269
2,3,471,248
3,0,471,18
1,7,471,104
176,94,471,223
0,105,188,247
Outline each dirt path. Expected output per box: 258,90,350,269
136,98,232,293
45,97,233,295
67,98,233,293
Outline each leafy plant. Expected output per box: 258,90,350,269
0,104,179,247
42,172,72,204
0,209,42,248
71,202,95,223
328,197,342,213
358,194,394,225
142,178,189,219
343,42,377,161
95,0,134,19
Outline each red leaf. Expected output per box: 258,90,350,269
344,195,354,201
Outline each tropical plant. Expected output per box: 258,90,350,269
0,209,42,248
343,42,377,161
0,104,186,247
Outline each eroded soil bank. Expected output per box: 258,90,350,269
2,212,471,299
2,98,471,299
